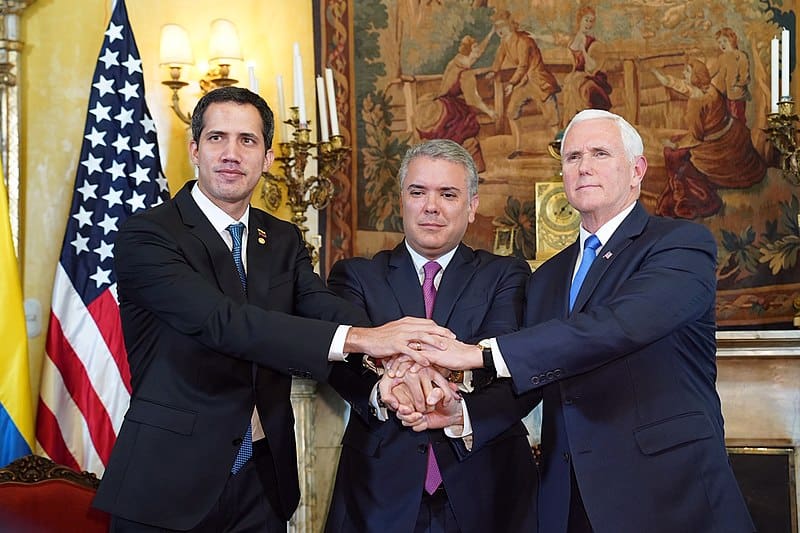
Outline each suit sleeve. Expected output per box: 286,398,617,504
325,259,381,422
498,222,717,394
453,257,541,455
115,215,343,381
287,224,370,327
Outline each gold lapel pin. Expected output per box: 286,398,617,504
257,228,267,245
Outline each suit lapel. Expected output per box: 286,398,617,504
387,243,426,318
245,213,272,304
433,244,477,325
557,242,580,317
174,182,246,302
571,202,647,312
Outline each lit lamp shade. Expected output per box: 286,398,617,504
208,19,243,64
160,24,193,66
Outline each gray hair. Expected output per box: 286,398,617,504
562,109,643,162
398,139,479,197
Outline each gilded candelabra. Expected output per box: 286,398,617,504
765,99,800,185
262,107,350,265
161,65,238,125
763,99,800,326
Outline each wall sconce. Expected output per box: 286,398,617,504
159,19,243,124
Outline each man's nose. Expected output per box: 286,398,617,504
423,194,440,212
221,140,241,161
577,154,592,174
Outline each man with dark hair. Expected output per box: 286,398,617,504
325,139,540,533
94,87,452,532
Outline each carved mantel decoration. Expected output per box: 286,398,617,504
0,0,35,262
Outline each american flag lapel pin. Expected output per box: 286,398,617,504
257,228,267,245
603,251,613,260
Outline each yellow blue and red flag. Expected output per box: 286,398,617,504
0,167,33,467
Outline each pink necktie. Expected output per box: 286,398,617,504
422,261,443,494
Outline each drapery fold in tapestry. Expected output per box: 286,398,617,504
319,0,800,328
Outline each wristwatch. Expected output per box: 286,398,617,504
447,370,465,384
477,340,494,373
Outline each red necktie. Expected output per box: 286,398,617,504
422,261,443,494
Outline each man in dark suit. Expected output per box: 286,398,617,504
93,87,453,532
324,139,540,533
415,110,754,532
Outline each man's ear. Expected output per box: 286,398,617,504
632,155,647,188
468,195,479,223
189,140,199,166
263,148,275,173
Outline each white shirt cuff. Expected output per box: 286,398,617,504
444,397,472,438
458,370,474,393
490,337,511,378
328,325,351,362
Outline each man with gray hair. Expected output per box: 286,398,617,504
411,111,754,532
325,139,540,533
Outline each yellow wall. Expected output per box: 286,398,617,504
20,0,316,408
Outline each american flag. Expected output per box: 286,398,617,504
35,0,168,475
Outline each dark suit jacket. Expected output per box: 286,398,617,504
93,182,367,530
325,243,540,533
497,203,753,533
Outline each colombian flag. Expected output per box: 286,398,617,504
0,169,33,467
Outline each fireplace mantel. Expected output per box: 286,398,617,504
717,330,800,358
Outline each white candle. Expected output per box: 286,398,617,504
781,28,790,99
772,38,780,113
325,68,340,136
247,63,258,94
316,76,330,142
293,42,307,125
276,75,289,141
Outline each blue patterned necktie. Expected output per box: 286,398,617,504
569,234,601,312
227,222,247,292
227,222,252,474
422,261,444,494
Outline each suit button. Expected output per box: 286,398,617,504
232,438,243,446
563,452,571,462
554,369,563,378
531,376,540,385
564,397,573,405
417,444,427,454
546,371,554,380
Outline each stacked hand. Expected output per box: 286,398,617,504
344,317,484,432
378,357,463,433
411,336,484,370
344,317,455,360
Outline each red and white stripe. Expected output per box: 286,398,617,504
36,264,131,476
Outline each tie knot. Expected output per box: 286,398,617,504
423,261,442,282
584,234,601,252
227,222,245,243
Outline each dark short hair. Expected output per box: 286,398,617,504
190,86,274,152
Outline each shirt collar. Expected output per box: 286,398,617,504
404,241,458,278
578,201,636,252
191,181,250,235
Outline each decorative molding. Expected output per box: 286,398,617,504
716,330,800,358
0,454,100,489
0,0,34,263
